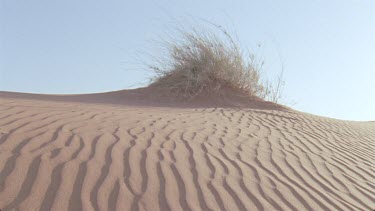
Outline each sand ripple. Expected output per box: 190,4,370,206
0,98,374,211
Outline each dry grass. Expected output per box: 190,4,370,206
149,24,283,102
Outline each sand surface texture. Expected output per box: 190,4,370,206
0,92,374,211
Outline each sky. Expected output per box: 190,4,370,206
1,0,374,121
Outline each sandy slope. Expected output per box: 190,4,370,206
0,91,374,211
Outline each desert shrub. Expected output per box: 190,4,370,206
262,66,285,104
149,24,283,102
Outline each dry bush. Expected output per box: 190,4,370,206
263,66,285,104
149,24,284,102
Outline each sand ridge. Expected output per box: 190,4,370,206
0,94,374,211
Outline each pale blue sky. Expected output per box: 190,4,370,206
1,0,374,121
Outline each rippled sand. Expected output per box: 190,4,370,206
0,93,374,211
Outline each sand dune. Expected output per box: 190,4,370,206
0,91,374,211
